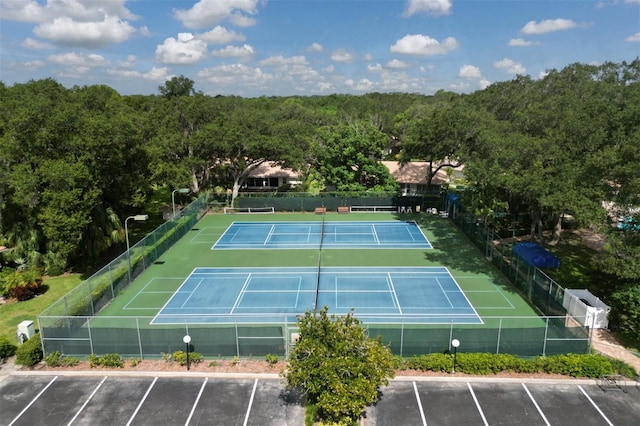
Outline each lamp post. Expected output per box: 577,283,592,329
183,335,191,370
171,188,190,218
125,214,149,283
451,338,460,374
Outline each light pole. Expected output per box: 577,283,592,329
183,335,191,370
125,214,149,283
171,188,190,218
451,338,460,374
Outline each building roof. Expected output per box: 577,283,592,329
381,161,463,185
248,163,300,178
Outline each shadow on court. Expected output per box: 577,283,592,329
2,374,639,426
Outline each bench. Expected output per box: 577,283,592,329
338,206,349,214
315,207,327,214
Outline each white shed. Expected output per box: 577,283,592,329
562,289,611,329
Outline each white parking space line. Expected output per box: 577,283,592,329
126,377,158,426
578,385,614,426
185,378,208,426
242,379,259,426
9,376,59,426
67,376,108,426
522,383,551,426
467,383,489,426
413,381,428,426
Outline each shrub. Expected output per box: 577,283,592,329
15,335,43,366
44,351,79,367
171,350,203,366
230,356,239,366
265,353,278,365
1,267,46,301
88,353,124,368
0,337,18,360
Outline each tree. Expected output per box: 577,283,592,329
312,121,398,192
284,307,396,424
158,75,196,99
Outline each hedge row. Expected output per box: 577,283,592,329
400,352,637,378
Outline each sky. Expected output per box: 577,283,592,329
1,0,639,98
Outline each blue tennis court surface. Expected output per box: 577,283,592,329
150,267,480,324
212,221,432,249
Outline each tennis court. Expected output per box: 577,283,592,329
148,266,480,325
211,220,432,249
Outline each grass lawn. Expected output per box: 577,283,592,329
0,274,82,342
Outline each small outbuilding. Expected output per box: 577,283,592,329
562,289,611,329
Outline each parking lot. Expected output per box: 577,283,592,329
1,373,638,425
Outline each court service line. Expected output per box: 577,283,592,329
67,376,108,426
185,378,208,426
577,385,614,426
230,274,252,314
387,273,403,314
9,376,58,426
435,278,455,308
371,224,381,245
412,381,428,426
467,383,489,426
242,379,259,426
264,224,276,246
182,278,206,308
126,377,158,426
521,383,551,426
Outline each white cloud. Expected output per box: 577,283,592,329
48,51,109,67
199,26,245,44
626,32,640,42
9,59,46,72
345,78,376,92
331,49,355,62
107,66,172,82
390,34,459,56
404,0,452,17
494,58,526,75
323,64,335,73
173,0,261,29
368,63,383,72
386,59,409,69
155,33,209,64
508,38,540,47
0,0,137,23
197,63,274,91
306,43,324,53
33,15,135,48
211,44,255,59
229,12,256,27
538,70,550,79
458,64,482,79
260,55,307,66
22,38,52,49
520,19,578,35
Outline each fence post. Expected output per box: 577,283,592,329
136,318,144,360
235,321,240,357
542,317,549,356
87,317,94,354
496,317,503,354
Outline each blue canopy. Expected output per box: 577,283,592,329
512,242,560,269
447,192,462,207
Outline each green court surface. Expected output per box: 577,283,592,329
100,212,539,321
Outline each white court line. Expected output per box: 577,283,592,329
67,376,108,426
578,385,614,426
264,224,275,246
467,383,489,426
126,377,158,426
522,383,551,426
183,278,206,308
230,274,252,315
371,224,381,244
413,381,428,426
9,376,58,426
435,278,455,308
387,273,403,314
243,379,259,426
185,378,208,426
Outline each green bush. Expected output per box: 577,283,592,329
15,335,43,366
172,350,203,366
265,353,278,365
404,353,452,372
88,353,124,368
0,337,18,360
44,351,79,367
